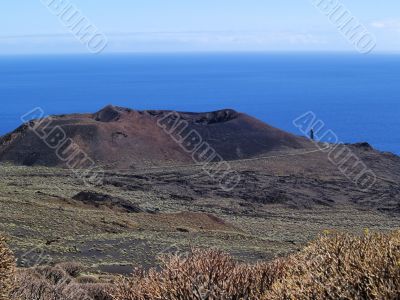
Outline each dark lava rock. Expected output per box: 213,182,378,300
72,191,142,213
93,104,124,122
352,142,373,151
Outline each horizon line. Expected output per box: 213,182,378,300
1,50,400,57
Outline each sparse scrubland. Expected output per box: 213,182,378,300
2,231,400,300
0,236,15,300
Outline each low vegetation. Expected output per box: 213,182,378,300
265,230,400,299
112,249,285,300
2,231,400,299
0,236,15,300
11,262,113,300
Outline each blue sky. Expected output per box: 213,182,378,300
1,0,400,54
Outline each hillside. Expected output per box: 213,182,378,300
0,105,399,274
0,105,311,168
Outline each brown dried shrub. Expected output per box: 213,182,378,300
81,283,114,300
112,248,286,300
9,231,400,299
11,262,113,300
12,263,94,299
112,232,400,300
0,236,15,300
76,275,99,284
265,231,400,300
57,261,85,278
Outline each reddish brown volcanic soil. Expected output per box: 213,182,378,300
0,105,312,168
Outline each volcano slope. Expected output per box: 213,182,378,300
0,106,399,273
0,105,311,168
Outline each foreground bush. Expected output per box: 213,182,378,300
265,231,400,300
0,236,15,300
113,231,400,300
112,249,285,300
8,231,400,299
11,262,113,300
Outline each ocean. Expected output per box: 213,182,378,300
0,53,399,154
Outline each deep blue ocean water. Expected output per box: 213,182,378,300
0,53,399,154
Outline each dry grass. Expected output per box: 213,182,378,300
0,236,15,300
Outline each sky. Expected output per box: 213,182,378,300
0,0,400,54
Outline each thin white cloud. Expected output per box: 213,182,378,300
0,31,330,54
107,31,327,47
371,22,386,29
371,19,400,31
